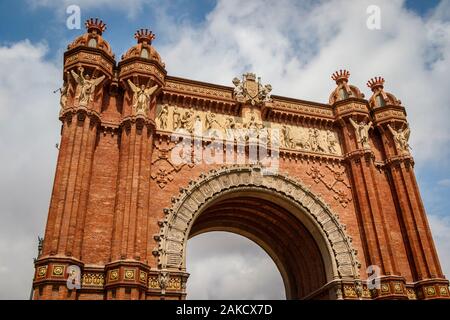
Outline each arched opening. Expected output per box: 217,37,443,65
88,38,97,48
157,166,360,300
185,190,328,299
186,232,285,299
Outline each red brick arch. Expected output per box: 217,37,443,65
157,165,361,299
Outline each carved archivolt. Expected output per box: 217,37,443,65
155,165,360,280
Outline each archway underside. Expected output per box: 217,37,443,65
158,166,361,300
188,196,327,299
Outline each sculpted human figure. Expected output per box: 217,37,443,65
281,125,294,148
260,84,272,102
70,67,105,107
232,77,244,98
206,111,222,131
157,105,169,130
349,118,372,149
173,106,181,130
59,75,69,113
326,130,338,154
127,79,158,115
181,110,195,133
387,123,410,154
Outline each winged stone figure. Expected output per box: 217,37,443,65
70,67,105,107
127,79,158,115
349,118,372,149
388,123,410,154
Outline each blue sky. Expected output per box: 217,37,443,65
0,0,441,64
0,0,449,299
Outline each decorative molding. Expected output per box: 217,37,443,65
82,273,105,287
306,164,352,207
36,265,47,279
165,79,232,100
151,142,194,188
273,100,333,118
52,265,65,277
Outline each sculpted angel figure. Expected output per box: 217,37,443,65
387,123,410,154
157,105,169,130
127,79,158,115
70,67,105,107
349,118,372,149
259,84,272,102
232,77,244,98
58,74,69,113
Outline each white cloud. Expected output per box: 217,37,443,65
0,40,60,299
158,0,450,166
186,232,285,299
428,214,450,280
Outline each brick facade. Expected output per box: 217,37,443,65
32,19,449,300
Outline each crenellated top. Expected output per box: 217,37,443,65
121,29,165,68
329,69,364,105
67,18,114,58
367,77,402,109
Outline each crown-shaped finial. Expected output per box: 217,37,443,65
367,76,385,92
331,69,350,84
85,18,106,35
244,73,256,81
134,29,156,44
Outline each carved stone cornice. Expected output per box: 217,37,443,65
64,46,115,79
385,154,415,168
59,106,102,124
372,104,407,126
343,149,375,163
334,100,370,123
265,96,334,125
118,56,166,87
162,76,237,114
119,114,156,132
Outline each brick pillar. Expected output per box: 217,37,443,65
111,116,154,261
340,119,397,276
378,120,448,298
43,111,99,258
367,74,449,299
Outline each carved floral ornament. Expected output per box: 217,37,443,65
306,164,352,208
155,165,361,281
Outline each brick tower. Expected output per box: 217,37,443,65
32,19,449,300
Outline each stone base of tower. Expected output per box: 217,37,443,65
32,257,449,300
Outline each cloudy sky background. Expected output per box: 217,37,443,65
0,0,449,299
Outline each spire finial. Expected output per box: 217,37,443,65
85,18,107,35
134,29,156,44
331,69,350,84
367,76,385,92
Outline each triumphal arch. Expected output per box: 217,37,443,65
33,18,449,300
